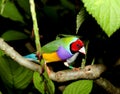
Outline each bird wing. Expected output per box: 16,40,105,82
41,36,78,53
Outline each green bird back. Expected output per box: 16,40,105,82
41,36,79,53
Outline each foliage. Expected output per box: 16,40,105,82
1,30,28,41
33,71,55,94
63,80,93,94
0,0,120,94
0,51,33,92
0,0,24,23
82,0,120,37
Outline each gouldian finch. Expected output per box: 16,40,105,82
25,36,85,69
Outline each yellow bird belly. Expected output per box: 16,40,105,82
42,52,61,63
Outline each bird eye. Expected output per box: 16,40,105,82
76,44,81,48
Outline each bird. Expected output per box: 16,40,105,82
24,36,86,69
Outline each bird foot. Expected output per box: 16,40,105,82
64,62,79,70
44,61,52,76
46,66,51,75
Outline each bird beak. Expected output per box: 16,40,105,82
79,46,86,54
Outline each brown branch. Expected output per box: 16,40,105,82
95,77,120,94
49,64,106,82
0,38,106,82
0,38,120,94
0,38,42,73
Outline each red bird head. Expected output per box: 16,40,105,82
70,39,85,54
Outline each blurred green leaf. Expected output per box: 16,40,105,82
60,0,75,11
16,0,31,17
33,72,45,94
0,91,2,94
43,6,59,20
82,0,120,37
0,55,33,89
76,7,87,34
0,0,24,23
63,80,93,94
33,71,55,94
33,59,55,94
0,0,6,14
1,30,28,41
0,50,5,56
44,70,55,94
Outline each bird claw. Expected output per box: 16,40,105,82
44,61,52,75
64,62,80,70
46,66,51,75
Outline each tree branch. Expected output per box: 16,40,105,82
0,38,42,73
0,38,106,81
95,77,120,94
49,64,106,82
0,38,120,94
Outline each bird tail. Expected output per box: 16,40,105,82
24,53,39,63
24,52,61,63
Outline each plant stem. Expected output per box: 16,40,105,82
29,0,42,55
0,0,7,14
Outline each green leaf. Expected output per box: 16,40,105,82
63,80,93,94
0,91,2,94
33,59,55,94
60,0,75,11
0,0,24,23
44,71,55,94
0,55,33,89
0,0,5,14
76,7,87,34
43,6,59,20
1,30,28,41
33,71,55,94
33,72,45,94
16,0,31,16
0,50,5,56
82,0,120,37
